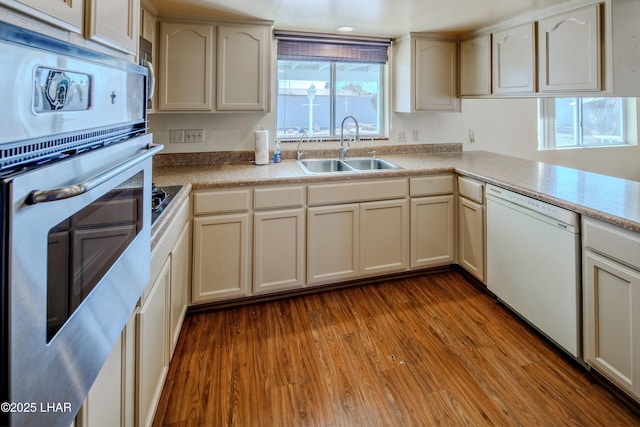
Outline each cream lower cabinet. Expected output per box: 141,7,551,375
583,218,640,402
169,221,190,356
254,209,305,293
410,195,455,269
137,257,169,427
457,176,485,282
307,204,360,286
409,175,455,269
253,185,306,294
307,179,409,286
76,313,136,427
360,199,409,276
191,189,251,303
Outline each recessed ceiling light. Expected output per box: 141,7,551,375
336,25,356,32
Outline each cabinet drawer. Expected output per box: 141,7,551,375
193,189,250,215
308,179,408,206
254,186,305,210
458,176,484,204
410,175,454,197
583,218,640,269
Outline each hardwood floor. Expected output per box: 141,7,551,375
153,271,640,426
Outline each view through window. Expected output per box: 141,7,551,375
539,98,636,149
277,60,383,139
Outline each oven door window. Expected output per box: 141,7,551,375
46,172,143,341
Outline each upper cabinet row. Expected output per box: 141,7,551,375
0,0,139,54
460,0,640,97
157,21,270,112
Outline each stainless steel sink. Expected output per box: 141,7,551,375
297,157,401,174
298,158,355,174
344,157,401,170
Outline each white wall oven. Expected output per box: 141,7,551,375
0,21,161,426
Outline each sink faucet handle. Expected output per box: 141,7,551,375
369,150,376,159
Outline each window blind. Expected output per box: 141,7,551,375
275,31,392,64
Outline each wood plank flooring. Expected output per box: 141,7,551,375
153,271,640,426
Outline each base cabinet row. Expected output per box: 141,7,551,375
191,176,457,305
76,197,191,427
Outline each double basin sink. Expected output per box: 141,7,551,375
298,157,401,174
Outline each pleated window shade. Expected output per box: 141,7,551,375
275,31,392,64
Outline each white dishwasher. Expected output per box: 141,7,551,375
486,184,581,359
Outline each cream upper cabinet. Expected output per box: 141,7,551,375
0,0,83,33
394,35,459,112
217,24,270,111
492,23,536,94
460,34,491,96
86,0,139,54
538,4,601,93
158,21,215,111
157,20,270,112
140,4,155,42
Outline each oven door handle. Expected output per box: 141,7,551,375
26,143,164,204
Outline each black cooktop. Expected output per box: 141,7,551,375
151,184,182,224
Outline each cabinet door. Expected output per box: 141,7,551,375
158,21,214,111
217,24,269,111
169,221,189,356
192,213,250,303
460,34,491,96
584,251,640,397
307,204,359,285
86,0,139,54
414,38,459,111
492,23,535,94
538,4,601,92
76,313,136,427
410,195,455,269
458,196,485,281
140,5,156,43
137,257,169,427
360,199,409,276
254,209,305,293
1,0,83,33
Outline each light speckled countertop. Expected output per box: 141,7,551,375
151,150,640,234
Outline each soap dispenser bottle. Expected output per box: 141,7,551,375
273,140,281,163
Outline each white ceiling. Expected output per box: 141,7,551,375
150,0,574,37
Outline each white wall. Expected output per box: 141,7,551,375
149,97,640,181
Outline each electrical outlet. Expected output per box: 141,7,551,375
469,128,476,143
412,128,419,141
398,131,406,142
169,129,184,143
185,129,205,143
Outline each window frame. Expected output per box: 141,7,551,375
275,32,391,142
538,97,638,150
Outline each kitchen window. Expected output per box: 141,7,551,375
539,97,639,149
275,32,391,140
